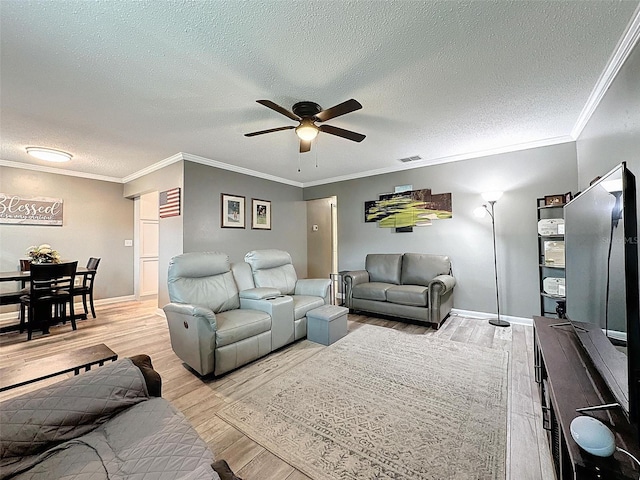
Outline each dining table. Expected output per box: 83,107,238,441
0,266,96,334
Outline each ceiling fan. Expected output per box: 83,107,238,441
244,99,365,153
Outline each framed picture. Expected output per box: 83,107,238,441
544,194,565,206
252,198,271,230
221,194,245,228
564,191,573,204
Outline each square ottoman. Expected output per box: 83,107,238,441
307,304,348,345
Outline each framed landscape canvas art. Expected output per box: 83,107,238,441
252,198,271,230
221,193,245,228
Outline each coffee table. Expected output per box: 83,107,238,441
0,343,118,392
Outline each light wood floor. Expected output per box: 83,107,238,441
0,300,554,480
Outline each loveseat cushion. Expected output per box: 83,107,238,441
245,250,298,295
215,309,272,348
252,264,297,295
386,285,429,307
352,282,395,302
401,253,451,286
168,253,240,313
292,295,325,320
365,254,402,284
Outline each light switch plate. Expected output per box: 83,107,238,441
124,239,133,247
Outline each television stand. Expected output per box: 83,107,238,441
533,316,640,479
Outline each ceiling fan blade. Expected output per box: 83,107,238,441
245,126,295,137
315,99,362,122
319,124,366,142
256,100,300,121
300,139,311,153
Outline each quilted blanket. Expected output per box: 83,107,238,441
0,358,218,480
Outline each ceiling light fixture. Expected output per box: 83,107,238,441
26,147,73,163
295,119,319,141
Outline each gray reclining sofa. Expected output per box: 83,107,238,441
163,251,330,377
0,355,226,480
344,253,455,329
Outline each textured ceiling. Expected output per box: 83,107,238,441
1,1,638,185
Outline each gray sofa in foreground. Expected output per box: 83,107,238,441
344,253,455,329
0,355,224,480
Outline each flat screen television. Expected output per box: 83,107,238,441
565,162,639,438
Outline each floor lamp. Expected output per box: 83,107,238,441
474,191,510,327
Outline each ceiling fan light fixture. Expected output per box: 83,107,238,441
295,120,319,141
26,147,72,163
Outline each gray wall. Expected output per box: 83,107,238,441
124,161,184,308
304,143,578,319
0,166,134,306
576,41,640,191
575,40,640,329
183,161,308,275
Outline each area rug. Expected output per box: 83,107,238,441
217,324,508,480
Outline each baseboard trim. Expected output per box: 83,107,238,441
0,295,137,322
155,308,165,318
450,308,532,327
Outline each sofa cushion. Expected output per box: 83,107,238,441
0,358,149,463
352,282,395,302
401,253,451,286
365,254,402,284
215,309,271,347
386,285,429,307
9,398,220,480
292,295,325,320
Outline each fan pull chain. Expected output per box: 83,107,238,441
298,152,301,173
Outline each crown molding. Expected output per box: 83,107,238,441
120,152,184,183
301,135,574,187
0,159,123,183
571,4,640,139
3,134,573,189
180,152,304,188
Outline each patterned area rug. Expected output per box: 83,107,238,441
217,324,508,480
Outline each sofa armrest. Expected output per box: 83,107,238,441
295,278,331,299
429,274,456,296
343,270,369,307
163,303,217,331
239,287,282,300
129,354,162,397
343,270,369,287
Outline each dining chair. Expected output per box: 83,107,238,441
19,261,78,340
74,257,100,318
0,261,30,306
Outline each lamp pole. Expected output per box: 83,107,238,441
486,200,510,327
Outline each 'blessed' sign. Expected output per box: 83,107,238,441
0,193,64,226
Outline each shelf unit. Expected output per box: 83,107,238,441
537,199,566,318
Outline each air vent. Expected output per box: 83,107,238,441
398,155,422,163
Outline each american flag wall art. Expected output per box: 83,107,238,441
159,187,181,218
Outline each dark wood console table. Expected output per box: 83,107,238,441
533,316,640,479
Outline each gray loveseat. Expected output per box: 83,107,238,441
0,355,222,480
344,253,455,329
163,251,330,377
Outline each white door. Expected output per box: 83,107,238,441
137,192,159,298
